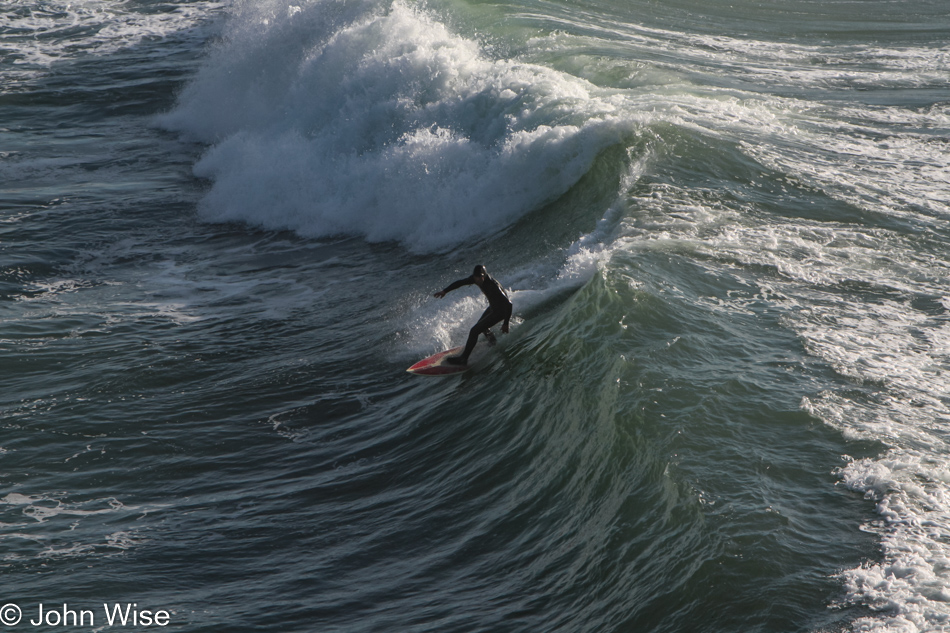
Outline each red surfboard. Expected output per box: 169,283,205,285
407,346,468,376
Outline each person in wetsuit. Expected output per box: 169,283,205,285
434,265,512,366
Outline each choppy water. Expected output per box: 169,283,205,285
2,0,949,631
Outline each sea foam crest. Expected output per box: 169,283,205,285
158,0,634,252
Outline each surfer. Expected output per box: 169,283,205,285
434,265,512,366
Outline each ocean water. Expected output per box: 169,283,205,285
1,0,949,631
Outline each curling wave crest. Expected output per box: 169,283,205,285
159,0,637,252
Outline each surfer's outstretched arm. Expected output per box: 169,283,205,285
434,276,474,299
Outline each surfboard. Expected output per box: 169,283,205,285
407,346,468,376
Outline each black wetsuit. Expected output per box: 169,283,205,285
441,273,512,362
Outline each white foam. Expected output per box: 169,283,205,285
616,169,950,631
0,492,162,559
796,294,950,631
836,452,950,632
743,117,950,226
1,492,127,523
681,35,950,91
159,0,641,253
524,18,950,93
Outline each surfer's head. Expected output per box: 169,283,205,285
472,265,487,286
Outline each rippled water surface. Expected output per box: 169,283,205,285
2,0,949,631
